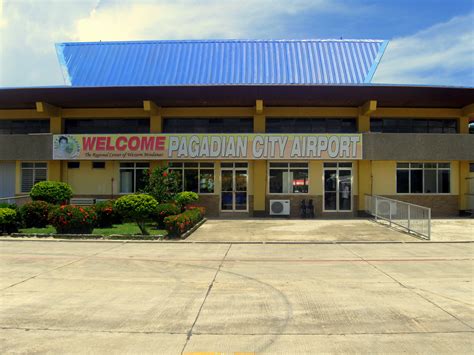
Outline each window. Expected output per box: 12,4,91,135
0,120,49,134
67,162,80,169
371,119,458,133
92,162,106,169
266,118,356,133
269,162,308,194
396,163,451,194
470,163,474,173
21,162,47,192
163,118,253,133
168,162,215,193
119,162,150,193
65,118,149,134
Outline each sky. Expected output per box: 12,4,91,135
0,0,473,87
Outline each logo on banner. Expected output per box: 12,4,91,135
53,135,81,159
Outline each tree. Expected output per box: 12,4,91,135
140,166,181,204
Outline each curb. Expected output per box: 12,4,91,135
0,238,471,245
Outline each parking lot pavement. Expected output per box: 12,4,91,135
188,218,474,242
1,241,473,354
188,218,417,242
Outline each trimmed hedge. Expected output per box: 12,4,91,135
49,205,97,234
30,181,73,205
114,194,158,235
164,206,205,237
155,203,181,228
175,191,199,210
20,201,52,228
0,208,18,233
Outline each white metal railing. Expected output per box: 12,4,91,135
365,194,431,240
0,195,30,206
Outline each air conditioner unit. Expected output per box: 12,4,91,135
376,199,397,217
270,200,290,216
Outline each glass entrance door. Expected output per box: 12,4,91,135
323,163,352,212
221,163,248,212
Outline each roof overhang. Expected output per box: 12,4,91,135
0,84,473,109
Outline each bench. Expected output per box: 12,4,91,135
70,198,96,206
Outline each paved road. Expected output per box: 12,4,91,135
1,241,473,354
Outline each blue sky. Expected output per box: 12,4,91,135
1,0,473,87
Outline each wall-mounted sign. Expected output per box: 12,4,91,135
53,134,363,160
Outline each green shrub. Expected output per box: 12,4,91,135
0,203,22,227
164,206,205,238
175,191,199,210
30,181,73,204
114,194,158,235
49,205,97,234
140,166,181,203
0,208,18,233
94,200,122,228
20,201,52,228
155,203,181,228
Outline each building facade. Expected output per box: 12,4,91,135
1,40,473,217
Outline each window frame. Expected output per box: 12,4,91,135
119,162,150,194
168,162,216,194
267,162,309,195
265,117,357,134
163,117,253,133
371,118,458,133
20,162,48,193
396,162,451,195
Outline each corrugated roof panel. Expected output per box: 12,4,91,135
55,39,388,86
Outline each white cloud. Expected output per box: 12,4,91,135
73,0,340,41
373,13,474,86
0,0,341,86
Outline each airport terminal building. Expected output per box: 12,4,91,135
0,39,473,217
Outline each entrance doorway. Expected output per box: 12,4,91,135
221,162,248,212
323,162,353,212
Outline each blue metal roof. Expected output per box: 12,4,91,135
55,39,388,87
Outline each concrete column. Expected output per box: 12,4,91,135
459,116,469,134
253,160,267,216
150,115,163,133
358,160,372,212
50,116,63,134
357,115,370,132
459,160,469,212
254,114,265,133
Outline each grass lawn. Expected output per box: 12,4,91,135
19,223,167,236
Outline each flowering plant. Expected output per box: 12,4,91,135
155,203,181,228
164,206,205,238
20,201,52,228
94,200,121,228
49,205,97,234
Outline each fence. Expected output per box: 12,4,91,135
365,194,431,240
0,195,30,206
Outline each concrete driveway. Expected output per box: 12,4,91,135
1,240,473,354
188,218,417,242
188,218,474,242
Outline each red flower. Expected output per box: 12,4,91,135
163,172,168,177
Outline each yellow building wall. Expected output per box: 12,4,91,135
253,160,266,210
459,161,469,209
357,160,371,210
371,160,460,196
372,161,397,195
63,161,118,196
308,161,323,195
